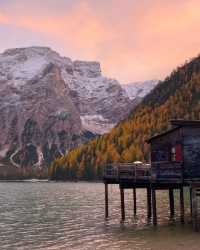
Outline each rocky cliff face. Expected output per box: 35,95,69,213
0,47,131,174
64,59,132,133
0,61,82,171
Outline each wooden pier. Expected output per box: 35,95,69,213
103,120,200,231
103,163,188,225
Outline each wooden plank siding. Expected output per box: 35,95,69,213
149,127,184,182
183,127,200,179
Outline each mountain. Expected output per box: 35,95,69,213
0,47,132,178
66,60,132,134
122,80,158,100
50,54,200,180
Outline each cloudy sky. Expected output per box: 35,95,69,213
0,0,200,83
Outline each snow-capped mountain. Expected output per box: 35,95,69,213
0,47,131,174
122,80,158,100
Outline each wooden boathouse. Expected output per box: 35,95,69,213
103,120,200,230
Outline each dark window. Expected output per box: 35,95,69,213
152,148,170,162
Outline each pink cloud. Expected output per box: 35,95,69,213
0,13,8,24
1,0,200,83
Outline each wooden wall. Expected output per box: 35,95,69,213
150,126,200,181
150,128,183,181
183,127,200,179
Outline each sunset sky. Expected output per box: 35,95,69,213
0,0,200,83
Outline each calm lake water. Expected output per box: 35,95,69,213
0,181,200,250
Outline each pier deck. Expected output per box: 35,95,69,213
103,163,200,230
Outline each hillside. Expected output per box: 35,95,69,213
49,54,200,180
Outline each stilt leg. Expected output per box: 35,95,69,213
190,187,193,218
147,187,152,218
133,188,137,216
180,187,185,224
169,188,175,218
120,187,125,221
152,188,157,225
105,183,109,219
192,188,198,231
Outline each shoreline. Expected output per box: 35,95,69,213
0,179,103,183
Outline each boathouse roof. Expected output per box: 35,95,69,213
147,119,200,143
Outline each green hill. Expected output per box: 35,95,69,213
49,54,200,180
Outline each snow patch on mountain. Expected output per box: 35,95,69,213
81,115,116,134
122,80,158,100
0,47,71,88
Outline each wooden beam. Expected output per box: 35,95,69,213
120,187,125,221
105,183,109,219
180,187,185,224
152,188,157,225
133,188,137,216
147,187,152,218
169,188,175,218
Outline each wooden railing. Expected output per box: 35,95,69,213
104,163,151,181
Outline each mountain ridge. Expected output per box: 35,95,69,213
0,46,159,178
0,46,130,177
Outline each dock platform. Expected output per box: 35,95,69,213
103,163,200,230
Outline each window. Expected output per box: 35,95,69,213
171,147,176,161
152,148,169,162
171,144,182,162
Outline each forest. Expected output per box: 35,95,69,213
49,55,200,180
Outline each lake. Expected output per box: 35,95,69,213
0,181,200,250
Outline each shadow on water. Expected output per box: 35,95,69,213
0,182,199,250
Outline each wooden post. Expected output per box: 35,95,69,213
180,187,185,224
133,188,137,216
105,183,109,219
190,187,193,218
169,188,175,218
192,188,198,231
192,187,199,232
147,187,152,218
120,187,125,221
152,188,157,225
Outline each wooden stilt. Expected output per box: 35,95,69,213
147,187,152,218
120,187,125,221
169,188,175,218
180,187,185,224
192,187,200,231
192,188,198,231
152,188,157,225
133,188,137,216
105,183,109,219
190,187,193,218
